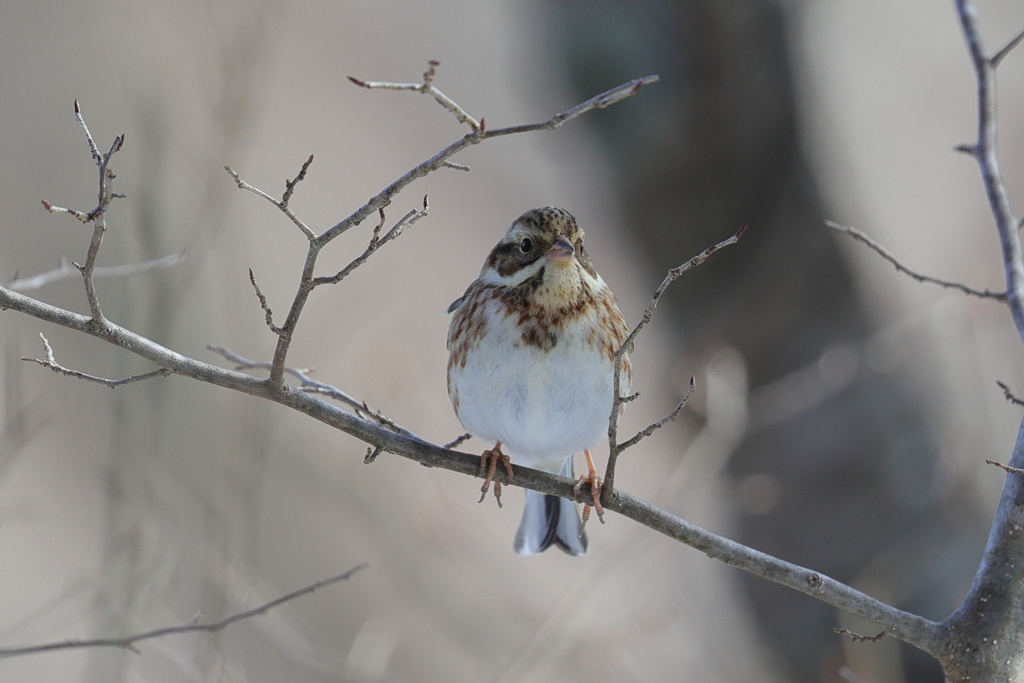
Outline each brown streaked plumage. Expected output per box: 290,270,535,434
446,207,631,555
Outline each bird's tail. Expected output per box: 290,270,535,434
513,458,587,556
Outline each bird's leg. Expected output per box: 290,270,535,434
573,449,605,526
478,442,513,508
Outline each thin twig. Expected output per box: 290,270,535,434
364,445,384,464
825,220,1006,301
206,345,423,441
990,26,1024,68
248,269,282,334
0,563,369,658
349,60,482,131
616,376,696,453
4,252,185,292
835,628,889,643
314,198,430,286
997,380,1024,406
21,333,170,387
225,163,316,240
443,433,472,450
282,154,314,206
986,459,1024,475
243,71,657,387
604,225,746,491
44,101,126,321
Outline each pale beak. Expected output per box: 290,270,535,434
545,235,575,262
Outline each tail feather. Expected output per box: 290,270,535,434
513,459,587,556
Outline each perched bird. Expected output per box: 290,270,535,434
446,207,631,554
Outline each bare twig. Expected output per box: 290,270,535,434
954,0,1024,344
616,376,696,453
225,161,316,240
443,432,472,450
826,220,1006,301
364,445,383,464
248,269,282,334
22,333,170,387
604,225,746,491
42,101,126,321
238,71,657,389
349,60,482,131
997,380,1024,406
4,252,185,292
985,458,1024,475
991,26,1024,68
314,197,430,286
835,628,889,643
282,154,314,206
0,563,368,658
206,345,423,441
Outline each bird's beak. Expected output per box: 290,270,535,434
545,236,575,263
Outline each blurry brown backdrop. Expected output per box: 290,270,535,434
2,1,1024,681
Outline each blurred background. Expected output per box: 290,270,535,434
2,1,1024,681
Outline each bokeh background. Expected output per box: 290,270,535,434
2,1,1024,681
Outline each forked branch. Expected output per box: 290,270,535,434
0,63,951,666
603,224,746,491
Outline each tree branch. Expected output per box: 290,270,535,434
0,563,368,658
0,66,951,669
47,100,126,322
21,333,171,387
3,252,185,292
933,4,1024,680
349,60,482,131
230,66,658,389
0,263,943,659
954,0,1024,344
604,224,746,491
207,344,423,441
825,220,1006,301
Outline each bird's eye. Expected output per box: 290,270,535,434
519,237,533,253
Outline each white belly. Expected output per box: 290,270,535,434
449,316,615,473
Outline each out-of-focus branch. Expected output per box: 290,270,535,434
0,563,368,658
997,380,1024,406
825,220,1006,301
4,252,185,292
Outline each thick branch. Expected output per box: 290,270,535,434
0,276,941,657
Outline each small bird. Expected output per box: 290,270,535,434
446,207,631,555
